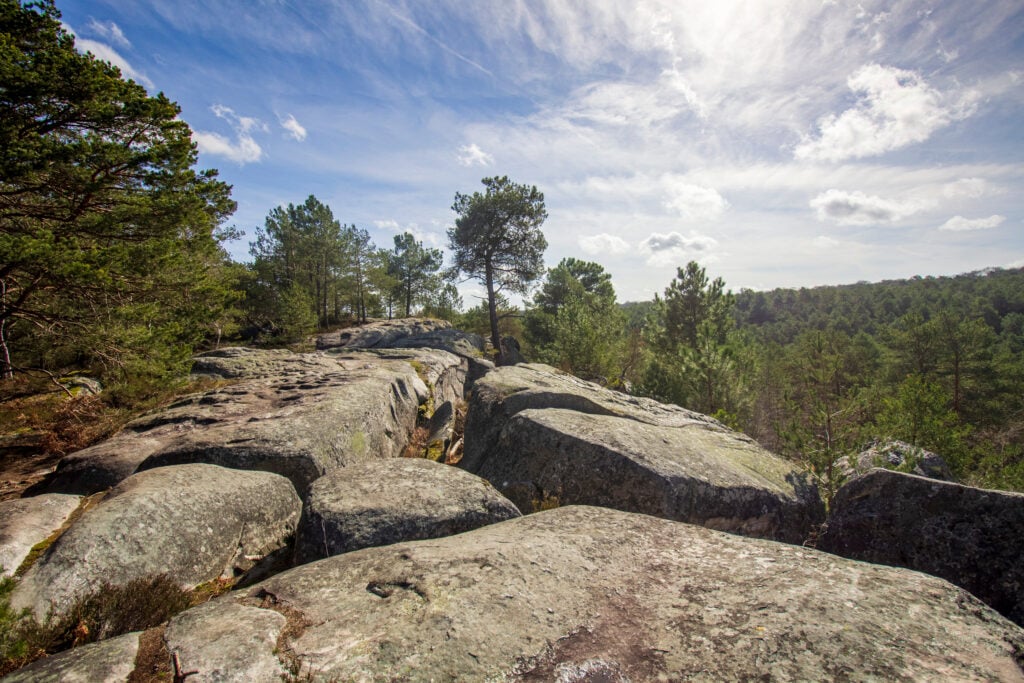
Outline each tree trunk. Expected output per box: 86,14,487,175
485,262,501,362
0,280,12,380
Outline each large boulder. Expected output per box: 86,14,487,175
461,364,823,543
156,506,1024,681
836,439,953,481
43,349,432,495
293,458,520,564
0,493,81,576
818,468,1024,626
12,464,301,621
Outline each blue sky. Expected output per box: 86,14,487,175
57,0,1024,303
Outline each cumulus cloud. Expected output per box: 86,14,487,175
795,64,975,162
579,233,631,256
86,19,131,48
662,181,728,221
279,114,307,141
939,215,1005,232
457,143,493,167
810,189,925,225
193,105,266,164
639,231,718,267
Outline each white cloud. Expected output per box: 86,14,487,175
662,181,728,221
193,105,266,164
457,143,493,167
579,233,630,256
279,114,307,142
939,215,1006,232
86,19,131,48
942,177,990,199
813,235,841,249
795,64,976,162
373,220,442,247
810,189,926,225
68,27,154,90
192,130,263,164
639,231,718,267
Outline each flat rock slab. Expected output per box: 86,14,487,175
463,364,823,543
165,599,289,682
43,349,430,495
0,493,81,576
294,458,520,564
170,506,1024,681
2,631,141,683
12,464,300,621
819,468,1024,626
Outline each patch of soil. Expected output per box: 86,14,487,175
0,441,61,501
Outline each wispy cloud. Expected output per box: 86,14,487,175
280,114,307,142
86,19,131,48
194,105,266,164
939,215,1006,232
457,143,493,167
639,231,718,268
795,64,976,162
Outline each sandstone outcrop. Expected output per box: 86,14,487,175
12,464,300,621
43,348,435,495
151,506,1024,681
461,364,823,542
293,458,520,564
0,493,81,576
836,439,952,481
819,467,1024,626
316,318,493,384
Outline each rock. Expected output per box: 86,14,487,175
837,439,953,481
162,506,1024,681
293,458,520,564
0,493,81,576
1,631,140,683
426,400,455,449
316,318,483,357
819,468,1024,626
462,364,823,543
43,349,430,495
499,335,525,365
325,347,467,408
58,375,102,397
317,318,490,390
12,464,300,621
165,599,289,682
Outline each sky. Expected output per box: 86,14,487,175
57,0,1024,303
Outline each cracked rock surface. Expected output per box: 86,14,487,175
820,467,1024,627
11,463,300,621
293,458,520,564
43,348,434,495
167,506,1024,681
462,364,823,543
